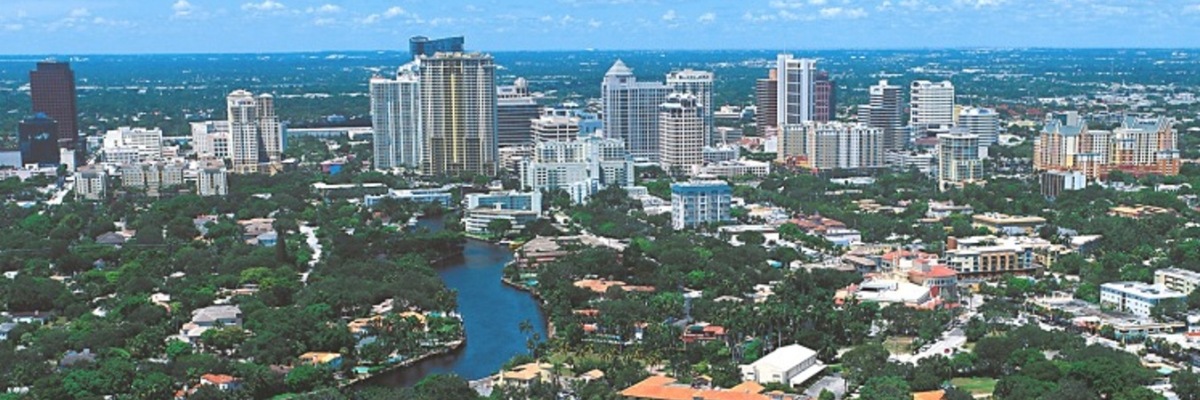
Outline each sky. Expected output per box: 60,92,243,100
1,0,1200,54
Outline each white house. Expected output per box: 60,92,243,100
739,344,825,387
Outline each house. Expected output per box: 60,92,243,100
971,213,1046,235
180,305,243,343
620,375,802,400
680,323,727,343
7,311,50,325
496,362,554,388
738,344,826,387
0,322,17,341
573,278,656,294
237,218,275,243
913,390,946,400
60,349,96,368
908,265,959,300
1108,204,1175,219
200,374,242,391
515,235,627,269
299,352,343,369
95,232,127,247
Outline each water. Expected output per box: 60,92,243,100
358,217,548,387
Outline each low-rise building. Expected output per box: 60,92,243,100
837,280,933,306
621,375,802,400
692,160,772,178
925,201,974,220
1108,204,1175,219
514,235,627,269
1100,282,1185,317
671,180,732,230
364,185,456,208
312,182,388,199
1155,268,1200,297
738,344,826,387
180,305,242,343
75,168,107,201
971,213,1047,236
298,352,343,368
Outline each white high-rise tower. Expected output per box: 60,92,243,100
666,69,714,144
776,54,817,126
371,63,422,170
910,80,955,128
602,60,671,162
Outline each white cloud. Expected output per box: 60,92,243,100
172,0,194,17
770,0,806,9
698,12,716,23
809,0,828,5
361,6,406,24
1187,4,1200,13
819,7,867,19
587,18,602,28
953,0,1008,8
662,9,677,21
307,4,341,14
69,8,91,18
3,24,23,32
242,1,286,12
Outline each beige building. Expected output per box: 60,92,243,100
420,52,497,176
227,90,282,174
658,92,705,172
1155,268,1200,296
778,122,884,171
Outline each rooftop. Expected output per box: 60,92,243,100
1101,282,1185,300
619,375,798,400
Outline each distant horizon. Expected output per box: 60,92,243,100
1,1,1199,55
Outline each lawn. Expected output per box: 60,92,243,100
883,336,915,355
950,377,998,395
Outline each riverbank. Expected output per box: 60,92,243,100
342,338,466,388
500,272,556,340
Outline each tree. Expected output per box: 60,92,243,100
1172,370,1200,400
859,376,910,400
487,218,513,239
842,343,890,388
1150,298,1186,322
818,389,836,400
413,374,479,399
943,387,974,400
285,365,334,393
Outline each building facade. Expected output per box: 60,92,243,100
531,108,581,143
755,69,778,134
813,71,836,123
778,122,884,171
957,106,1000,147
1154,268,1200,297
937,132,984,191
191,121,231,159
658,93,705,172
666,69,714,144
409,35,464,59
776,54,817,125
30,61,81,166
602,60,671,162
227,90,283,174
497,78,541,148
1034,115,1180,180
860,80,904,150
521,136,634,204
1100,282,1185,317
420,52,498,176
370,64,422,170
18,114,60,167
102,127,163,163
671,180,732,230
198,163,229,197
910,80,955,129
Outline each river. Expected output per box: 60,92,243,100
357,216,548,387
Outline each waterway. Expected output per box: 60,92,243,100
358,216,548,387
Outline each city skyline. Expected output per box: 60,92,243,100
2,1,1200,54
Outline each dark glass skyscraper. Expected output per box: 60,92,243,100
813,71,836,123
409,36,465,59
18,113,61,167
30,61,81,165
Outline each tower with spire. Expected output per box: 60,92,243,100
601,60,671,162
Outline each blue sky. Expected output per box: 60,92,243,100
1,0,1199,54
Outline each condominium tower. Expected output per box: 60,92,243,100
666,69,714,144
602,60,671,162
658,93,705,172
227,90,283,174
910,80,955,129
776,54,817,125
496,78,541,148
371,63,422,170
938,131,984,191
778,122,884,172
860,80,904,150
420,52,498,176
957,107,1000,147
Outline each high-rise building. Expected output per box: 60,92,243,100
860,80,904,150
420,52,498,176
910,80,955,129
666,69,714,144
18,113,60,167
30,61,81,166
958,107,1000,147
755,69,778,134
658,93,705,172
601,60,671,162
776,54,817,125
937,131,984,191
227,90,283,174
671,180,732,230
531,108,581,143
1034,115,1179,180
777,122,884,172
813,71,836,123
409,36,465,59
497,78,541,148
520,136,634,204
370,64,422,170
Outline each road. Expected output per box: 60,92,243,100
299,225,322,284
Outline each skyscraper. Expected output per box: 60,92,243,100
420,52,498,176
18,113,60,167
910,80,955,130
776,54,817,125
777,122,884,172
958,107,1000,147
496,78,541,148
227,90,283,174
531,108,581,143
755,69,778,134
658,93,705,172
521,136,634,204
860,80,904,150
666,69,714,144
409,36,465,59
29,61,80,166
370,63,422,170
938,131,984,191
813,71,836,123
601,60,671,162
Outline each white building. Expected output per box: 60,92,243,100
191,121,230,159
75,168,107,201
121,161,185,196
692,160,772,178
602,60,671,162
937,131,984,191
776,54,817,125
1100,282,1185,317
520,137,634,204
370,63,422,170
958,106,1000,147
463,191,543,236
103,127,163,163
666,69,714,144
910,80,956,129
227,90,283,174
739,344,825,387
778,122,885,171
658,92,705,172
197,163,229,197
671,180,732,230
1154,268,1200,297
531,109,581,143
